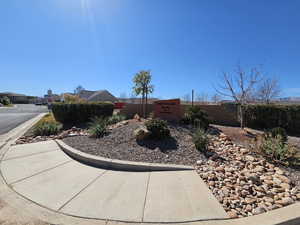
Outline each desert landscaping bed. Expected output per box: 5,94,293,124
63,121,206,166
196,131,300,218
62,120,300,218
14,116,300,219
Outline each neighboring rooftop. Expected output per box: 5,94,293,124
79,90,118,102
0,92,26,97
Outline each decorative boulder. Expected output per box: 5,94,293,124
134,114,141,121
109,120,129,129
134,127,151,141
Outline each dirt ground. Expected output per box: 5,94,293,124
0,199,49,225
213,125,300,151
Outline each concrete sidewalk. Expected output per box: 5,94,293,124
0,140,228,223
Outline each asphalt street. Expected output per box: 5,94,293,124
0,104,48,135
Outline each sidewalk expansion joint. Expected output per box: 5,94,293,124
141,172,151,223
57,170,108,212
9,160,73,186
2,149,59,162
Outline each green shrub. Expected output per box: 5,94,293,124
182,106,210,130
148,112,155,119
264,127,288,144
32,113,62,136
145,119,170,139
257,135,297,165
88,117,108,138
35,113,56,125
33,122,62,136
106,114,126,125
0,96,11,105
193,129,209,152
244,104,300,135
52,102,114,125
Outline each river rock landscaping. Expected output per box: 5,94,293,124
196,133,300,218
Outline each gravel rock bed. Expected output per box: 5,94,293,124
196,133,300,218
15,127,88,145
63,121,206,166
280,166,300,187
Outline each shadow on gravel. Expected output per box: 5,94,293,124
137,137,178,153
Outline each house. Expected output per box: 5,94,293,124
0,92,28,104
79,90,118,102
44,89,61,103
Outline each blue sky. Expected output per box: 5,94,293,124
1,0,300,99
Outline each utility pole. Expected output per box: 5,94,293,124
192,89,194,106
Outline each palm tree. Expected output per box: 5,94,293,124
132,70,154,118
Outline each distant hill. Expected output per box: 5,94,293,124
279,97,300,102
276,97,300,104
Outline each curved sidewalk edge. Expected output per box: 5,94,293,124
55,140,194,172
0,178,300,225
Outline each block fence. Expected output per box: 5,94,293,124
120,103,240,126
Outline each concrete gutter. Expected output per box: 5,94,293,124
0,105,17,109
56,140,194,172
0,113,46,154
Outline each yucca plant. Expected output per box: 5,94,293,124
106,114,126,125
193,128,209,152
88,117,108,138
33,122,62,136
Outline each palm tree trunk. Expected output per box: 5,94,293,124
142,93,145,118
145,90,148,118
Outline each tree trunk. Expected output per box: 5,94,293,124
140,95,143,117
145,90,148,118
239,105,245,129
142,93,145,118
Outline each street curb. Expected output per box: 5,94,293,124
56,140,195,172
0,113,47,158
0,105,17,109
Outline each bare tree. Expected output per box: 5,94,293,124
182,93,191,103
215,64,263,128
256,78,281,104
211,94,222,104
196,92,209,104
130,93,136,103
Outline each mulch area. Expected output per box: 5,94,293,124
63,121,206,166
